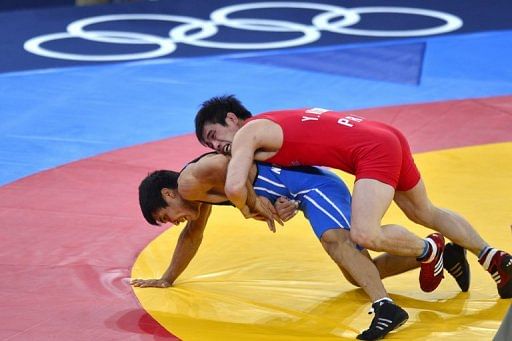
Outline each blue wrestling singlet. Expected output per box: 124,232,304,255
253,163,352,239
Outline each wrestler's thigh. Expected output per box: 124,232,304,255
351,179,395,230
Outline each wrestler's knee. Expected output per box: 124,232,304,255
349,226,384,251
320,229,356,264
320,228,349,245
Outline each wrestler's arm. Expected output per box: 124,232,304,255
131,203,212,288
225,121,266,209
179,154,230,203
225,121,284,230
182,154,260,213
183,153,281,231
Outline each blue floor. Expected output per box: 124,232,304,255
1,1,512,185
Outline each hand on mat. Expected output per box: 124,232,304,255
130,278,172,288
274,196,299,222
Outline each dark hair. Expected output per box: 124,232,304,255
195,95,252,145
138,170,179,225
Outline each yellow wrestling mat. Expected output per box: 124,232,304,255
132,143,512,340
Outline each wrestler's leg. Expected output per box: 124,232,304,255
320,228,386,300
350,178,425,257
394,179,486,255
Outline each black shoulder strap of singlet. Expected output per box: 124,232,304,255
198,199,234,206
180,151,218,172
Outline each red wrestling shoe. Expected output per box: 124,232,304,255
479,249,512,298
419,233,445,292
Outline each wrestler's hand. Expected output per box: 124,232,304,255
241,197,283,232
274,196,299,222
240,205,266,221
253,196,283,232
130,278,172,288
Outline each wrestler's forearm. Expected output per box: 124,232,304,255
225,153,253,209
225,168,249,209
161,205,211,284
161,226,204,284
244,179,257,211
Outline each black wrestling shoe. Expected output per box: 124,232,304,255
443,243,470,292
357,300,408,340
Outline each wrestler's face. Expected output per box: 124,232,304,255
202,112,241,155
152,188,201,226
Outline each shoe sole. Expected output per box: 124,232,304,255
356,310,409,340
374,314,409,341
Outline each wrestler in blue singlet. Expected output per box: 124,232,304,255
254,163,352,239
185,153,352,239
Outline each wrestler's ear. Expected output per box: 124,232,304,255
161,188,176,199
226,112,238,124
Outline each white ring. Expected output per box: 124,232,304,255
24,14,216,61
171,18,320,49
211,2,359,31
171,2,358,50
23,31,176,61
67,14,217,43
315,7,463,37
23,4,464,61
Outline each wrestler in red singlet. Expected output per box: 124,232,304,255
247,108,420,191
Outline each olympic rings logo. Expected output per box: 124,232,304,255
23,2,463,62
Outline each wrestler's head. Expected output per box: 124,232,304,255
195,95,252,155
139,170,201,226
